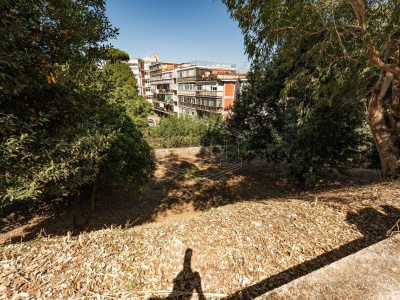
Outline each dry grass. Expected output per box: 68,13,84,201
1,155,399,299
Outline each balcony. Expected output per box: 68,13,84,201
153,106,176,115
150,79,173,85
159,89,173,94
153,95,174,102
178,102,223,113
177,75,227,82
196,90,219,97
177,90,196,96
176,76,201,82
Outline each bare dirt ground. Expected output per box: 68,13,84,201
1,155,399,299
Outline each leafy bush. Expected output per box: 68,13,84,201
0,85,115,204
145,115,225,149
0,1,154,207
228,60,373,186
103,63,137,89
96,101,155,198
103,61,153,129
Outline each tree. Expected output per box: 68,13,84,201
103,62,137,89
90,85,155,209
228,57,368,186
102,53,153,129
0,1,153,206
115,87,153,129
222,0,400,177
103,48,130,64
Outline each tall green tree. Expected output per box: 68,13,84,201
102,51,153,129
229,57,368,186
0,1,153,206
103,48,130,64
222,0,400,177
103,62,137,88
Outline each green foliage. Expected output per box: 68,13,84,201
145,115,225,149
222,0,394,182
0,0,118,97
222,0,400,66
103,57,152,129
1,78,117,203
103,48,130,64
103,63,137,89
0,1,154,206
124,93,153,129
228,59,372,186
95,96,155,196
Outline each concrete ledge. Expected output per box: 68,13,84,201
256,234,400,300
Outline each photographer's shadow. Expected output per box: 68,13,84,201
167,248,205,300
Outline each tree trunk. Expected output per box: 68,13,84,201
368,72,400,177
90,180,99,210
348,2,400,176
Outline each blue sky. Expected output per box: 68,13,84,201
105,0,250,72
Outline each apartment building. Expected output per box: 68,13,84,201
127,53,159,101
175,63,247,118
149,61,183,115
127,56,247,116
128,58,145,97
142,54,159,101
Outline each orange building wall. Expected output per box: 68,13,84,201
224,98,234,109
224,83,235,96
224,83,235,110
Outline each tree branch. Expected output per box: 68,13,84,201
366,45,400,78
332,0,349,59
348,0,366,33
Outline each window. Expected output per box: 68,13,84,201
197,86,202,90
211,86,217,91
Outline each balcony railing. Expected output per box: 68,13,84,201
153,106,176,115
176,76,201,82
150,78,173,83
177,90,196,96
177,75,223,82
152,96,175,103
159,89,173,94
179,102,223,112
196,90,219,97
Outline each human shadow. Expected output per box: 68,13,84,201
150,248,205,300
167,248,205,300
223,205,400,299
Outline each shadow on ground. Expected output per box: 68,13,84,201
222,205,400,300
0,155,386,244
